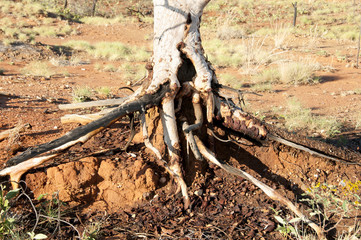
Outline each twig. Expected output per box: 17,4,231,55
292,2,298,27
122,113,136,151
38,214,81,238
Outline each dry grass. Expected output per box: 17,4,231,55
118,63,146,84
278,59,321,85
72,86,93,103
272,23,291,49
203,36,279,73
63,41,150,62
218,73,244,89
281,98,342,137
21,61,55,78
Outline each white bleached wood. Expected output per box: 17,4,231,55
148,0,212,94
58,98,127,110
0,154,58,189
148,0,211,208
0,123,31,141
160,98,190,208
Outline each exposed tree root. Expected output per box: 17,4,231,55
266,124,361,164
194,135,325,239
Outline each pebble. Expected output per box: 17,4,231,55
194,189,203,196
159,177,167,184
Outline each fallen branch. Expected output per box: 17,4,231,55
194,135,325,239
0,123,32,141
58,97,127,110
268,134,360,165
60,107,116,124
0,84,170,187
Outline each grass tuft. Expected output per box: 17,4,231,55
63,41,150,62
281,98,342,137
72,86,93,103
21,61,55,78
96,86,112,99
278,60,321,85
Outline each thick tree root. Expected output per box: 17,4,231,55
214,96,267,140
266,124,361,164
141,112,190,208
194,136,325,239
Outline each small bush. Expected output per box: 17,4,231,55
103,64,117,72
219,73,243,89
96,86,112,99
251,68,280,84
118,63,146,84
80,15,127,25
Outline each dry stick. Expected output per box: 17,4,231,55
292,2,298,27
194,136,325,239
0,123,31,141
91,0,97,16
61,113,104,125
122,113,136,151
58,98,127,110
60,107,117,124
357,16,361,68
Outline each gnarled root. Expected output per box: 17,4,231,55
194,136,325,239
160,98,190,208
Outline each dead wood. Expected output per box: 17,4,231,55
212,85,361,164
5,83,170,167
0,123,31,141
60,113,104,125
266,124,361,164
60,107,116,124
58,97,127,110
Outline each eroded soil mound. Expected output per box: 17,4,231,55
26,153,160,213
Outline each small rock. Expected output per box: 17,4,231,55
194,189,203,196
159,177,167,184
